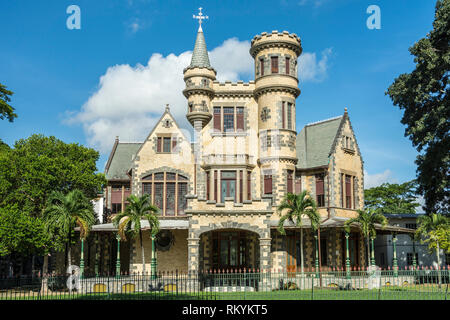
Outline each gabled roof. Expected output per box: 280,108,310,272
296,115,343,169
105,142,141,180
135,105,191,156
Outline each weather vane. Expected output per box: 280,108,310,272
193,7,208,30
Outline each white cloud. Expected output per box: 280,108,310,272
298,48,333,82
364,169,398,189
67,38,329,155
209,38,253,82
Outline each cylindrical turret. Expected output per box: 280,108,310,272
250,30,302,204
183,26,216,128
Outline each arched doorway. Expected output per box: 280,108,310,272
199,229,260,272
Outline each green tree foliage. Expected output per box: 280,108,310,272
0,134,106,217
0,83,17,122
113,194,160,274
386,0,450,214
344,209,388,268
42,190,96,265
364,180,420,214
0,205,49,256
277,191,320,274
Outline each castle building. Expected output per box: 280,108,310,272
57,14,412,277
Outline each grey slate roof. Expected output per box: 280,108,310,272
296,116,343,169
105,143,141,180
189,28,211,68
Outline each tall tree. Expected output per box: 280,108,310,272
344,209,388,268
0,134,106,217
364,180,420,214
386,0,450,214
42,189,96,267
0,83,17,122
113,194,160,274
415,213,449,286
277,191,320,275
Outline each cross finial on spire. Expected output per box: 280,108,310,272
193,7,208,31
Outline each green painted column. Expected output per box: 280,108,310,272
412,240,417,271
314,234,319,278
392,234,398,277
95,234,99,278
151,234,157,279
370,237,375,267
115,235,121,278
345,232,351,279
80,239,85,279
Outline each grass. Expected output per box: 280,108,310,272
1,285,448,300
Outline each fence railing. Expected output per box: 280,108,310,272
0,267,449,300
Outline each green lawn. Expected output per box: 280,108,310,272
1,286,448,300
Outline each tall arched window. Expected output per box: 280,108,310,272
141,172,188,216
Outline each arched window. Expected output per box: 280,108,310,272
141,172,189,216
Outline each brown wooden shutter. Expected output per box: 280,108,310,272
316,175,324,195
172,137,177,151
236,107,244,131
295,176,301,194
239,170,243,203
247,171,251,200
260,58,264,76
286,57,290,74
206,171,210,200
282,102,285,129
157,137,162,152
271,56,278,73
287,170,293,193
214,171,217,201
213,107,221,132
264,175,272,194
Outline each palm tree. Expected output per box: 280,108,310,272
344,209,387,268
415,213,449,287
277,190,320,275
42,189,95,268
112,194,160,274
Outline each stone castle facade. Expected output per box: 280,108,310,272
58,24,369,276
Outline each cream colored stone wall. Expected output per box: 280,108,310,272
330,118,364,217
131,229,188,273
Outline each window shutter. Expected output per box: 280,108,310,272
260,58,264,76
286,57,290,74
157,137,162,152
282,102,285,129
172,137,177,151
213,107,221,131
206,171,210,200
236,107,244,131
287,170,293,193
247,171,251,200
316,175,324,195
295,176,301,194
264,175,272,194
271,56,278,73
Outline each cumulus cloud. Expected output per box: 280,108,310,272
67,38,330,155
298,48,333,82
209,38,253,82
364,169,398,189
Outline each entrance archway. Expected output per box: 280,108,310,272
199,229,260,272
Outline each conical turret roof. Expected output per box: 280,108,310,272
189,26,211,68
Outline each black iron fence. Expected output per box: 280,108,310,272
0,267,449,300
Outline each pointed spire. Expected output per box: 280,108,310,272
190,8,211,68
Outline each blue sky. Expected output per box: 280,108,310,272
0,0,438,189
